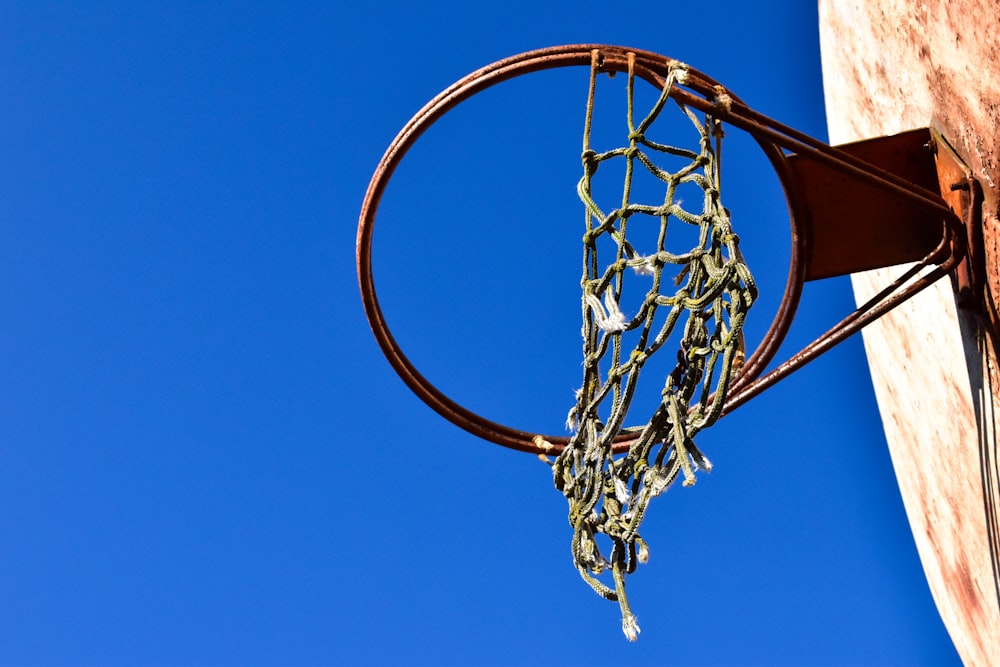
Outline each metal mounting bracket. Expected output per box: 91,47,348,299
788,126,984,306
930,127,985,309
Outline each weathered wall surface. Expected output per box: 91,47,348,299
819,2,1000,665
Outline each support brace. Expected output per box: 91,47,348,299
790,127,984,306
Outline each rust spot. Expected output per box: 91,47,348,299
945,555,988,660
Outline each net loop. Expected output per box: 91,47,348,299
551,50,757,640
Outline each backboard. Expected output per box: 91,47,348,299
819,1,1000,664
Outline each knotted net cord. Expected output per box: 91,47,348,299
550,51,757,640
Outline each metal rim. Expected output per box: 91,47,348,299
356,45,807,455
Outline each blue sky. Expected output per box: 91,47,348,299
0,2,962,665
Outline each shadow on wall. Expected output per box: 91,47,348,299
959,281,1000,618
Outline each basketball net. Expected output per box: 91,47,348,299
549,50,756,640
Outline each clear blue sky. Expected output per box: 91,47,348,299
0,2,962,665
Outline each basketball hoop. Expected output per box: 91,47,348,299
357,44,966,456
356,45,969,639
